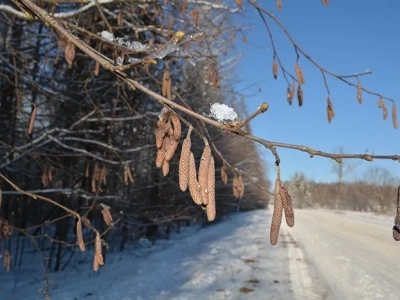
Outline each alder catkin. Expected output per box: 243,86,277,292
101,206,113,226
155,120,166,149
162,69,171,100
232,175,239,198
357,79,362,104
272,59,278,79
76,218,85,252
188,152,202,205
392,103,398,129
281,186,294,227
378,98,388,120
221,165,228,185
94,232,104,272
179,137,191,191
198,144,212,205
206,156,216,221
276,0,282,10
170,114,181,140
286,87,293,105
270,178,284,245
65,42,76,67
162,159,170,176
28,106,37,135
297,85,303,107
295,63,305,85
164,138,179,161
327,96,335,123
156,149,165,168
238,175,245,198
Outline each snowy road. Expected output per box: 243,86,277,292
289,209,400,300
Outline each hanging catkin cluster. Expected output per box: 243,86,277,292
154,108,218,222
178,133,216,221
154,108,181,176
270,177,294,245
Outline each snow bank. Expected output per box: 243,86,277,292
0,210,293,300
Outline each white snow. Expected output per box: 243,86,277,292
0,210,296,300
208,103,238,123
100,31,114,41
4,208,396,300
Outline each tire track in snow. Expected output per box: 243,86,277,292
281,228,321,300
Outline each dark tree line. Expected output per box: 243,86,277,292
0,0,269,274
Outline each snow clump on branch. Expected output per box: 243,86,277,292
207,103,238,123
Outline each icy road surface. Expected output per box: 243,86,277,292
290,209,400,300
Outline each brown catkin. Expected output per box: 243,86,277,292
93,254,99,272
276,0,282,10
95,232,104,266
179,137,191,191
281,186,294,227
357,79,362,104
101,207,113,226
378,98,388,120
76,218,85,252
392,103,398,129
206,156,216,221
28,106,37,135
272,59,278,79
297,85,303,107
170,114,181,140
82,217,91,228
327,96,335,123
238,175,245,199
64,42,76,67
163,120,171,136
188,152,202,205
286,87,293,105
232,175,239,198
270,178,284,245
198,144,212,205
295,63,305,85
162,159,170,176
155,120,166,149
221,165,228,185
156,149,165,168
164,137,179,161
162,69,171,100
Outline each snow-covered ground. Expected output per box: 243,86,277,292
2,208,398,300
0,210,299,300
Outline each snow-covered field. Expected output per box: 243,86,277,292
1,208,399,300
0,210,298,300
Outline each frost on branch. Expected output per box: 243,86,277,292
207,103,238,123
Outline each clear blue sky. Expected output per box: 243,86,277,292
232,1,400,183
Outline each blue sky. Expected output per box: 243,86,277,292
232,1,400,183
